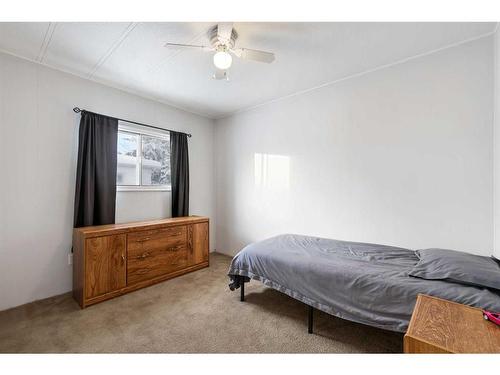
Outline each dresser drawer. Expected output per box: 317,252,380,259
129,242,187,261
127,247,188,284
127,225,187,256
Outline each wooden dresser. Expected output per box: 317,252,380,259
73,216,209,308
404,294,500,353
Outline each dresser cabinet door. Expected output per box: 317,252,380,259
189,222,209,265
85,234,127,299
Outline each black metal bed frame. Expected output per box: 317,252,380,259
239,281,314,334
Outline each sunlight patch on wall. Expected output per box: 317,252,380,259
254,153,290,190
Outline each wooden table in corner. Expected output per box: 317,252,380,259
404,294,500,353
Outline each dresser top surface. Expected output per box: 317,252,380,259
405,294,500,353
74,216,209,237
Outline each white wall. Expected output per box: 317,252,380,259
116,192,171,223
215,36,494,257
494,27,500,258
0,51,216,311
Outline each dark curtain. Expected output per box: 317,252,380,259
170,131,190,217
73,111,118,227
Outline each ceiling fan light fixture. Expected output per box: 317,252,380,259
213,50,232,70
164,23,275,79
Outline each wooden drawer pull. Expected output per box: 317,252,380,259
136,237,151,242
136,252,150,259
165,245,182,252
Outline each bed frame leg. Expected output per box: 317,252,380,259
308,305,313,334
240,281,245,302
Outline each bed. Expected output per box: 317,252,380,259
227,234,500,333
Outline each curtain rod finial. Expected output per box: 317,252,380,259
73,107,81,113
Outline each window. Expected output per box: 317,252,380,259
117,121,171,191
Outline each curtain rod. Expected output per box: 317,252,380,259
73,107,192,138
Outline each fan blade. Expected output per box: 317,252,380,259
217,23,233,43
232,48,275,63
164,42,212,51
213,69,229,81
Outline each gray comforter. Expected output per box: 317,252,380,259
228,234,500,332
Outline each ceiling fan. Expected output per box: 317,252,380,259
164,23,275,80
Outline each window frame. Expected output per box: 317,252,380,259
116,121,171,192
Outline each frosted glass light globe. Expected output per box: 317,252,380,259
213,51,232,70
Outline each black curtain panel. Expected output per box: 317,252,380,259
73,111,118,227
170,131,190,217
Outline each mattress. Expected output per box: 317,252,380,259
227,234,500,332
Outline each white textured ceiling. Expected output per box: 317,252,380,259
0,22,495,118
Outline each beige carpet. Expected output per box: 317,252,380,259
0,253,403,353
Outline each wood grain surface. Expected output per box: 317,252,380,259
85,234,126,299
404,294,500,353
